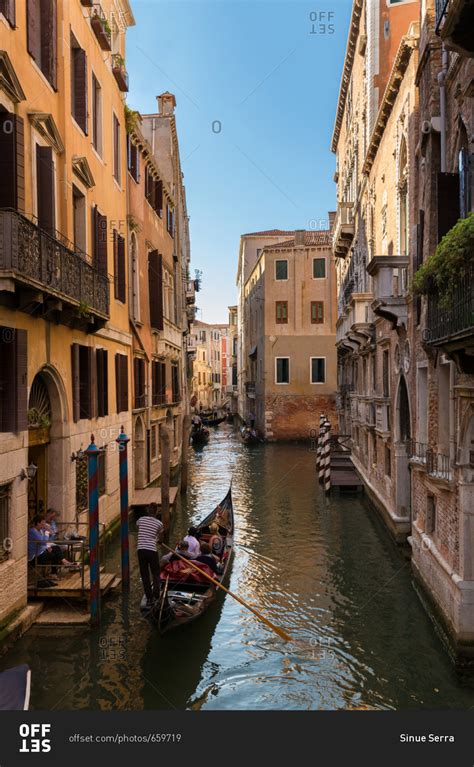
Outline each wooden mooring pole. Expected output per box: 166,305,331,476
85,434,101,625
180,413,192,494
116,425,130,590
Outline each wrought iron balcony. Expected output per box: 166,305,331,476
435,0,474,56
409,441,428,464
333,202,355,258
0,209,109,330
367,256,409,329
186,279,196,305
423,265,474,372
409,441,452,481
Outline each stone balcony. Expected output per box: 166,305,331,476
333,202,355,259
367,256,409,329
0,208,109,331
336,292,375,350
435,0,474,56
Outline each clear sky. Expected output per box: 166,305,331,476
126,0,352,323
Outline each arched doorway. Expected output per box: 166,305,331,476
395,375,412,520
27,367,68,522
134,415,146,490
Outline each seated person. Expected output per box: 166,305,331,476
160,540,192,567
44,508,59,539
28,515,74,578
196,542,220,574
208,522,224,557
183,526,200,558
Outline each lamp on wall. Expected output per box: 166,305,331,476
19,462,38,481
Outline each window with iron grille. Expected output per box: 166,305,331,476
0,484,11,563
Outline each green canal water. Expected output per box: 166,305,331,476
2,424,474,710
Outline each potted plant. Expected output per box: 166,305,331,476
91,6,112,50
112,54,129,92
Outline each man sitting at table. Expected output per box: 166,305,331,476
28,515,74,580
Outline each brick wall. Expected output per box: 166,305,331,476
264,394,336,441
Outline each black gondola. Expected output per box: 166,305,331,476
240,426,261,444
0,665,31,710
190,423,210,444
201,415,226,427
141,488,234,634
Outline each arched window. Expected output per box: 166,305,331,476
398,136,408,255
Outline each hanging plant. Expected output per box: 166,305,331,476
124,104,141,134
412,213,474,307
127,214,141,233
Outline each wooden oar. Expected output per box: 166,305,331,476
161,544,292,642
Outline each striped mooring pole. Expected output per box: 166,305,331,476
116,425,130,590
318,417,327,484
324,420,331,494
85,434,101,626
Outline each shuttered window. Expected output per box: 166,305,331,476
127,136,140,182
71,36,88,134
113,231,126,303
115,353,128,413
36,145,55,233
275,301,288,324
71,344,95,422
0,113,25,211
0,0,15,27
92,73,102,154
113,113,120,183
311,301,324,324
171,364,180,403
133,357,146,409
0,327,27,432
148,250,164,330
92,206,108,275
166,204,174,236
27,0,57,88
152,360,166,405
96,348,108,417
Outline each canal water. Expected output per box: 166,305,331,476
3,425,474,710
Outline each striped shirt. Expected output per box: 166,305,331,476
136,516,164,552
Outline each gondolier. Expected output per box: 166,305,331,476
136,504,164,608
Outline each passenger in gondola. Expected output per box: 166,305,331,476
183,526,201,557
160,540,192,566
196,542,219,574
208,521,224,558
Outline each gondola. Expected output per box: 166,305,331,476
141,487,234,634
240,426,261,444
0,665,31,710
190,424,210,444
201,415,226,427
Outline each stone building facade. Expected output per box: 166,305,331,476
0,0,135,627
241,229,337,440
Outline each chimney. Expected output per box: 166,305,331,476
294,229,306,247
328,211,336,231
156,92,177,116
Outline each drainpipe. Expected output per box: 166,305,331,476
438,45,448,173
152,117,156,154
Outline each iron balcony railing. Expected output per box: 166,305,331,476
424,266,474,344
0,209,109,318
409,441,452,481
410,441,428,464
435,0,450,31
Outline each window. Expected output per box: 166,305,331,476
115,353,128,413
313,258,326,278
0,484,11,563
92,73,102,154
71,344,94,421
148,250,164,331
382,349,390,397
36,145,55,233
27,0,57,88
0,327,27,433
167,204,174,236
134,357,146,409
173,416,178,448
0,1,15,27
0,113,25,211
311,301,324,324
113,113,120,183
384,445,391,477
275,357,290,384
71,35,87,133
113,230,126,302
151,424,158,460
276,301,288,324
311,357,325,384
171,364,180,403
96,348,108,417
198,371,201,386
145,167,163,215
426,495,436,534
275,259,288,280
152,360,166,405
72,185,86,254
438,363,451,455
127,136,139,182
92,206,107,275
417,366,428,445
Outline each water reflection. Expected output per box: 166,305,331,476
2,425,474,709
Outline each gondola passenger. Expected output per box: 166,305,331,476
196,542,221,574
183,526,201,557
208,522,224,557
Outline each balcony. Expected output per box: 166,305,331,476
367,256,409,329
90,5,112,51
410,441,452,481
186,279,197,305
333,202,355,259
112,55,129,92
435,0,474,57
423,265,474,373
0,209,109,331
375,401,391,435
245,381,256,398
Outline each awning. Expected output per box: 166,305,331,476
248,345,257,359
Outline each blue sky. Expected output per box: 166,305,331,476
126,1,352,323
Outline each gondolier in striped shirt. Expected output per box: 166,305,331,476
136,504,164,607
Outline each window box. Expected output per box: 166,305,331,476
112,54,129,92
91,6,112,51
